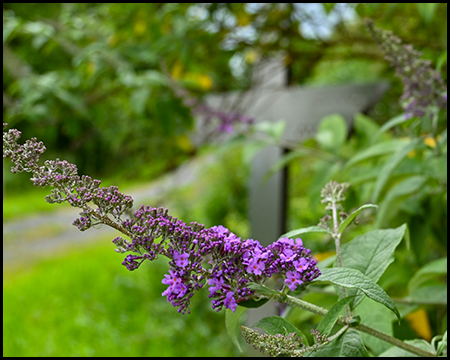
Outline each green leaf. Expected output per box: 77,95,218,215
322,3,335,14
237,298,269,308
371,114,409,144
254,120,286,142
312,267,401,322
253,315,309,346
376,176,428,227
315,114,347,154
265,149,314,181
378,338,434,357
357,297,393,355
344,139,406,170
354,113,380,147
437,50,447,71
338,204,378,234
416,3,439,23
241,283,283,309
409,284,447,305
339,224,406,281
246,283,283,297
130,87,151,115
338,224,407,308
371,139,421,202
280,226,332,239
316,296,356,336
436,330,447,356
408,257,447,292
305,329,369,357
225,306,247,352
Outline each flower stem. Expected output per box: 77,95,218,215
261,292,436,357
293,325,350,356
329,194,351,318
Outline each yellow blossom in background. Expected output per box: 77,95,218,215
107,35,117,47
423,136,436,148
134,19,146,36
171,62,183,79
175,134,195,152
405,308,432,341
236,11,251,26
184,73,213,91
245,49,259,64
312,251,335,262
87,61,97,75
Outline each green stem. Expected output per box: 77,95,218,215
293,325,350,356
330,197,351,318
261,292,436,357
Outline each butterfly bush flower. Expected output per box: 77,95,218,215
365,19,447,119
3,123,321,315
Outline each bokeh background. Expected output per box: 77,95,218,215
3,3,447,356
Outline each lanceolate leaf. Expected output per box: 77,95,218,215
371,113,409,144
376,176,427,227
226,306,247,352
246,282,283,297
344,139,406,170
408,256,447,291
305,329,369,357
253,315,309,346
371,139,421,202
241,283,283,308
236,298,269,308
316,296,357,336
338,204,378,234
280,226,332,239
312,267,401,322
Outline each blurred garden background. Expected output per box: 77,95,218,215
3,3,447,357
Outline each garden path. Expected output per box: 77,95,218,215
3,154,215,266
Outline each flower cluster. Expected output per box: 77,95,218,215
4,123,321,316
114,209,321,314
3,124,46,173
241,326,304,357
3,123,133,232
365,19,447,119
193,104,254,134
310,328,329,344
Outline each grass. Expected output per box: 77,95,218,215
3,186,62,221
3,238,240,357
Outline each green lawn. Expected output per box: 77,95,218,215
3,238,240,357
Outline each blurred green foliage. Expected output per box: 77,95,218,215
3,3,447,187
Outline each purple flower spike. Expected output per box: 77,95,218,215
4,122,322,315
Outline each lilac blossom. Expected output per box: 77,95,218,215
3,123,321,315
